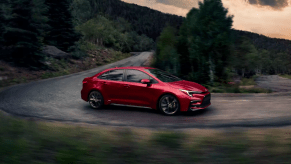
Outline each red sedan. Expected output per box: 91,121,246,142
81,66,211,115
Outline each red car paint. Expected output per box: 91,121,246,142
81,66,211,112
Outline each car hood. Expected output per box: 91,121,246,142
167,80,208,92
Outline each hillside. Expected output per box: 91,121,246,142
81,0,185,41
93,0,291,53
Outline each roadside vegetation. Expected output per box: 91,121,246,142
0,0,152,88
0,47,131,87
152,0,291,93
1,113,291,164
1,0,291,91
279,74,291,79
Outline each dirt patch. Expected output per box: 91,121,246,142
142,54,154,67
239,85,255,89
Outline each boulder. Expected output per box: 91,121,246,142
42,45,72,59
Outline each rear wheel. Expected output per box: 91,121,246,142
88,91,104,109
159,94,180,115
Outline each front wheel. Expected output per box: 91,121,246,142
159,94,180,115
88,91,104,109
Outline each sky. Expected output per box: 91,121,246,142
121,0,291,40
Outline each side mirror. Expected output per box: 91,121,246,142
141,79,151,85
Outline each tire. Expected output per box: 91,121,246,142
88,91,104,109
159,94,180,115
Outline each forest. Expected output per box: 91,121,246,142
0,0,155,68
0,0,291,85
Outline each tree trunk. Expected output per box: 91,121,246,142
242,68,245,78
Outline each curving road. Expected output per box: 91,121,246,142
1,52,291,129
256,75,291,92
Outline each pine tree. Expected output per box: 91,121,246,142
177,8,198,78
44,0,80,51
187,0,233,84
156,25,179,75
4,0,43,67
32,0,49,40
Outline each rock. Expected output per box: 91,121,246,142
42,45,72,59
44,61,51,65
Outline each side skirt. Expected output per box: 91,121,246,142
110,103,153,109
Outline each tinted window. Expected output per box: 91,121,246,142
144,69,182,82
107,69,124,81
98,71,109,79
126,70,150,83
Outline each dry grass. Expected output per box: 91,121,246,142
1,112,291,164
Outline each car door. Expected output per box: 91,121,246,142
124,69,158,107
102,69,127,104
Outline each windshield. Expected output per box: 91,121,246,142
144,69,182,82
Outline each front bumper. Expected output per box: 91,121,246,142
188,93,211,111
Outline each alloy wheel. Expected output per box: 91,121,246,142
159,94,180,115
88,91,103,109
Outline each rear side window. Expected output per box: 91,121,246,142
98,71,109,79
107,69,124,81
126,69,150,83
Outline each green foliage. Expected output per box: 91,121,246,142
187,0,233,84
176,9,198,78
3,0,44,67
70,0,184,41
279,74,291,79
155,25,180,75
76,16,154,53
68,40,88,59
240,78,256,86
32,0,49,39
0,7,5,45
1,113,291,163
231,36,291,76
70,0,93,25
44,0,80,52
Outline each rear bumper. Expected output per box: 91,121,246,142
81,89,88,102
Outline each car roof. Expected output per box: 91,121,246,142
109,66,155,70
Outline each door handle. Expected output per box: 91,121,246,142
102,82,107,85
124,84,130,88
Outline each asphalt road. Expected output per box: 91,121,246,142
1,52,291,129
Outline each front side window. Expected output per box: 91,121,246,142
126,69,150,83
144,69,182,82
107,69,124,81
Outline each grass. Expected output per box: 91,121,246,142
240,77,257,86
1,113,291,164
279,74,291,79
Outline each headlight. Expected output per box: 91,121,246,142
179,89,203,97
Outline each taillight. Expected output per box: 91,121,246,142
83,81,87,84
